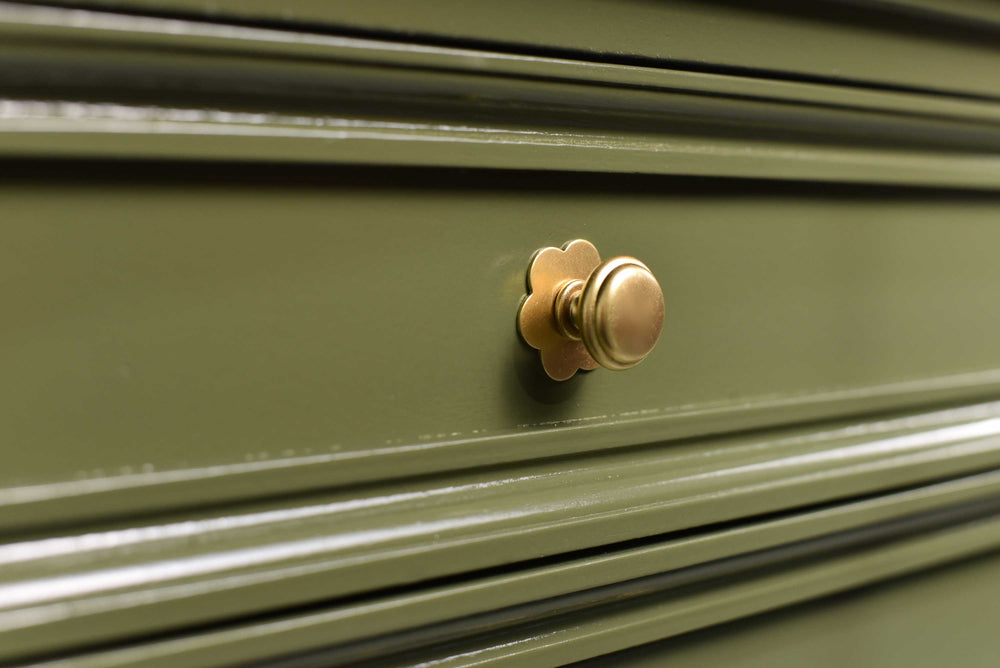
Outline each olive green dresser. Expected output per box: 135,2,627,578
2,1,1000,666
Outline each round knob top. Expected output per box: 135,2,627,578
579,257,665,370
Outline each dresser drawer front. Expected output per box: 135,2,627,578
4,167,1000,526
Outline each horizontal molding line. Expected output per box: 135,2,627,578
837,0,1000,29
3,5,1000,187
17,0,1000,100
350,514,1000,668
3,2,1000,123
16,478,1000,667
6,106,1000,190
4,402,1000,660
4,371,1000,534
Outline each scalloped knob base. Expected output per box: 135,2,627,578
517,239,665,381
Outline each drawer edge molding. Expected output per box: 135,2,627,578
4,376,1000,532
5,5,1000,188
10,478,1000,666
19,0,1000,100
3,403,1000,660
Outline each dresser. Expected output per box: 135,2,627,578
2,2,1000,666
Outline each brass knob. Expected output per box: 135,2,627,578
517,239,665,381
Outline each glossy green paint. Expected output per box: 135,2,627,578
351,517,1000,668
4,403,1000,662
28,0,1000,99
5,169,1000,528
5,6,1000,190
4,2,1000,665
32,508,1000,667
576,551,1000,668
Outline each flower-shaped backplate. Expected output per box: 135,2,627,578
517,239,602,380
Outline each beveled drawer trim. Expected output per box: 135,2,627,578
4,403,1000,662
5,4,1000,188
20,0,1000,99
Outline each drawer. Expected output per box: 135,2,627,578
5,165,1000,528
4,3,1000,531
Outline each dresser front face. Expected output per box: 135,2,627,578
4,2,1000,666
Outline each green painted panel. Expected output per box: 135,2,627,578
42,509,1000,667
575,552,1000,668
5,6,1000,191
28,0,1000,99
856,0,1000,27
4,458,1000,663
347,517,1000,668
3,167,1000,525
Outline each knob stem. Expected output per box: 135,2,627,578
553,280,584,340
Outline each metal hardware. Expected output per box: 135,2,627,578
518,239,665,381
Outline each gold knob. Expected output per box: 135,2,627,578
517,239,665,381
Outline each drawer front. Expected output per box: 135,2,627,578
5,167,1000,527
